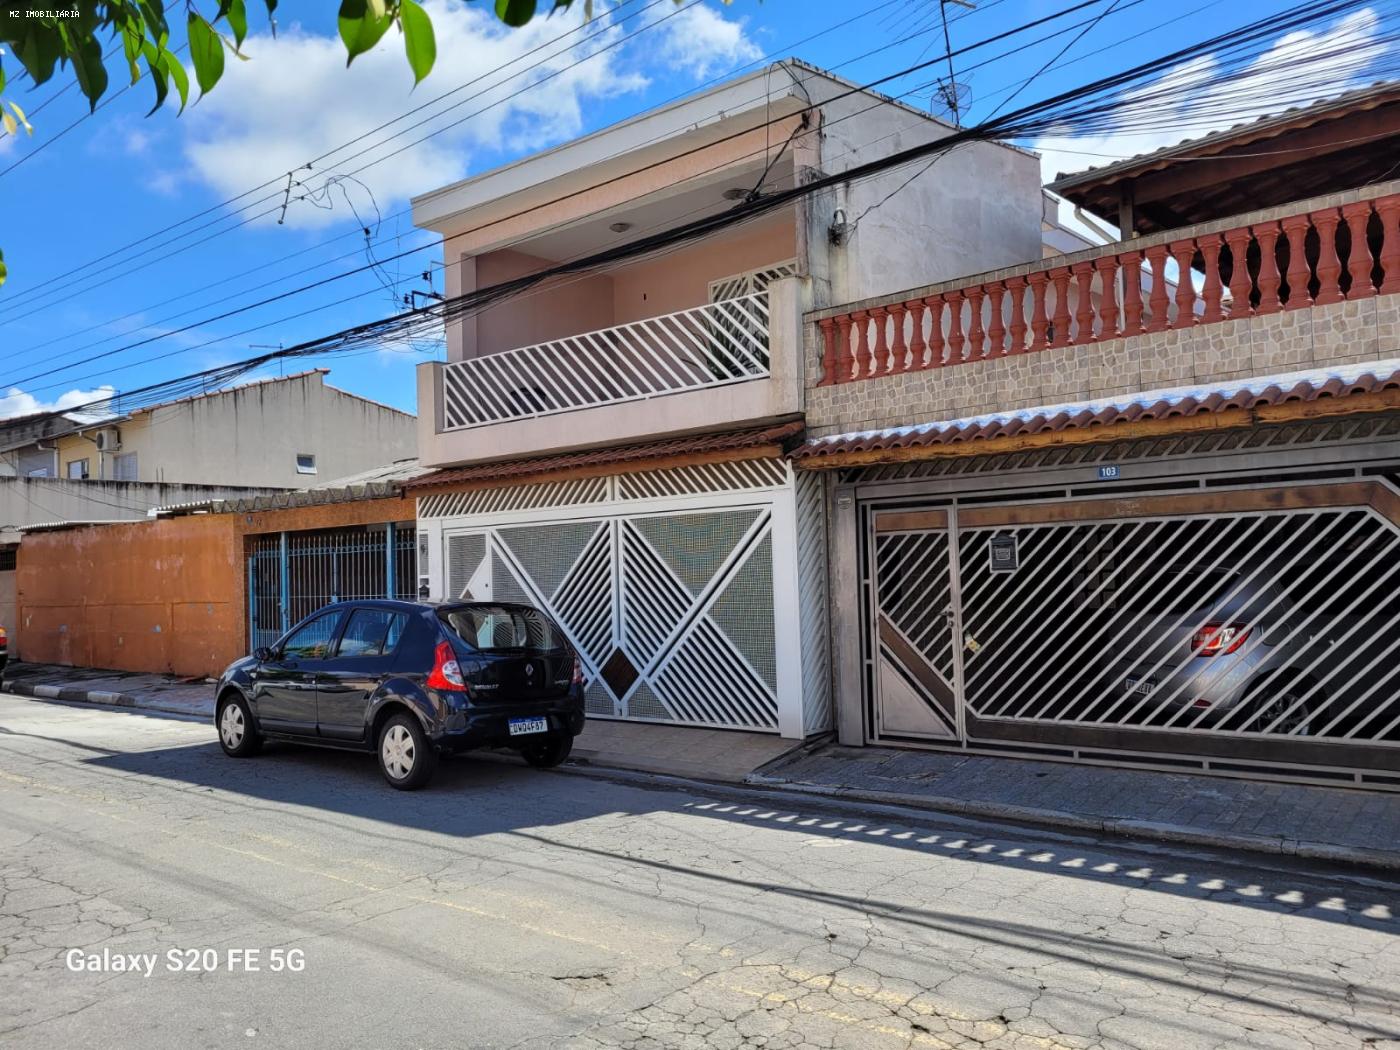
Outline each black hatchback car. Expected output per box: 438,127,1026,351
214,599,586,789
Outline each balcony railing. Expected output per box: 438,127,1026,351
441,292,772,430
815,191,1400,385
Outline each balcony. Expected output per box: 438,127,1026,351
418,278,804,468
805,183,1400,437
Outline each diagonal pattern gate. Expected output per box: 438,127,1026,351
443,509,779,731
870,481,1400,779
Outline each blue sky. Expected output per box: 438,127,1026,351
0,0,1389,421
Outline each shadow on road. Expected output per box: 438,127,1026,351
68,733,1400,1044
84,735,1400,938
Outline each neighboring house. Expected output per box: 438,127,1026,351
800,81,1400,789
0,369,417,653
25,369,415,487
16,459,425,676
406,60,1044,740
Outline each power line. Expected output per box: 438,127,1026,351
10,0,1366,395
12,0,1380,428
1,1,1004,381
0,0,979,333
0,0,672,311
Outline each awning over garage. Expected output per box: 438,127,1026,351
794,360,1400,469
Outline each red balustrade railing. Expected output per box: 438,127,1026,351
816,192,1400,385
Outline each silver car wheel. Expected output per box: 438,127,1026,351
382,724,415,779
1258,693,1312,736
220,704,244,749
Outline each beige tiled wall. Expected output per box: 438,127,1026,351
805,293,1400,437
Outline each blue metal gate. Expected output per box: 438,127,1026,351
246,523,417,652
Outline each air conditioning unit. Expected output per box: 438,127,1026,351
94,427,122,452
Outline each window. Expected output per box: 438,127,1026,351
112,452,138,481
296,453,317,475
67,459,90,480
445,606,564,652
335,609,407,659
0,547,16,572
280,611,341,660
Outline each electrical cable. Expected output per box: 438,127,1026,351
0,0,963,347
5,0,1383,411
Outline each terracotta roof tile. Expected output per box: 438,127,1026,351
1049,80,1400,191
406,421,804,490
793,362,1400,462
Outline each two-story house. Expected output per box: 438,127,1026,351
799,82,1400,788
404,61,1044,740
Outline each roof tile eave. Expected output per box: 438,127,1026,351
405,420,805,491
791,360,1400,461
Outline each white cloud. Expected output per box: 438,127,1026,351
179,0,652,230
1034,9,1386,192
0,385,118,420
175,0,759,230
656,2,763,79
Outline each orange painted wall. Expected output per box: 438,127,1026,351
17,516,242,677
16,496,418,677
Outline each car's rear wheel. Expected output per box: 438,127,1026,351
378,712,437,790
521,731,573,769
218,695,262,757
1245,680,1318,735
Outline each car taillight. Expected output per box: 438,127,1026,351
0,626,7,644
1191,622,1251,657
571,657,584,685
427,640,466,691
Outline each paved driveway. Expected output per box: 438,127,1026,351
1,695,1398,1049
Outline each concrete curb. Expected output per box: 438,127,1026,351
10,684,1395,874
745,773,1400,874
6,679,211,720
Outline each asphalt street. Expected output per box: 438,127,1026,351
1,694,1398,1050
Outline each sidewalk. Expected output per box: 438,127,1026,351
8,661,1400,872
751,743,1400,872
0,662,792,782
2,662,214,719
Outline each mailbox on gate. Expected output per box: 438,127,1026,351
989,534,1019,573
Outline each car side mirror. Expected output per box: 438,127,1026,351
254,646,275,662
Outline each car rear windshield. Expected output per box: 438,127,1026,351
1117,568,1237,615
444,606,566,652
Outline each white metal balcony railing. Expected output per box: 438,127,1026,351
441,292,771,430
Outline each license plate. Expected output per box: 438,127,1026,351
1125,676,1154,695
508,716,548,737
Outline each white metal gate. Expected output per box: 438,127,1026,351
443,510,778,730
867,479,1400,784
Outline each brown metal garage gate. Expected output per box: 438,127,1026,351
850,421,1400,787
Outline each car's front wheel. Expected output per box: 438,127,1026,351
378,712,437,790
217,695,262,757
521,731,573,769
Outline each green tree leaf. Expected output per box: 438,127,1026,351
496,0,538,28
400,0,436,86
188,13,225,95
15,22,61,86
164,49,191,112
222,0,249,48
338,0,394,63
70,35,109,110
141,44,170,115
0,249,7,289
